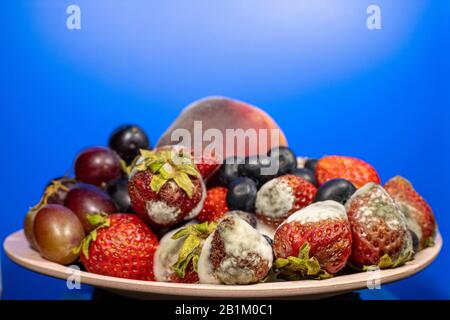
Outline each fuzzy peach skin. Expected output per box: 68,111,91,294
156,96,288,159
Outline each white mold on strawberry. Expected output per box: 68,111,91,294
128,149,206,228
154,221,217,283
154,228,184,282
223,210,257,228
284,200,348,225
255,217,277,239
345,183,413,269
256,178,295,219
273,201,352,279
255,175,317,227
197,215,273,285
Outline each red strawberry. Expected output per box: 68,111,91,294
78,214,159,281
273,201,352,279
255,175,317,227
345,183,413,269
384,176,436,249
197,187,229,223
316,155,380,188
192,153,220,180
128,148,206,227
168,265,199,283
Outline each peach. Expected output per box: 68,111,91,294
156,97,288,160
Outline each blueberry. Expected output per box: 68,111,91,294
290,168,318,186
239,156,276,187
304,158,319,174
267,146,297,175
109,125,150,164
410,230,420,253
262,235,275,259
107,178,133,212
263,235,273,247
226,177,258,212
314,178,356,204
218,157,244,186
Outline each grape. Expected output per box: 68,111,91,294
65,184,118,232
74,146,121,186
24,208,39,250
33,204,85,265
24,178,77,250
107,178,132,212
109,125,150,164
45,177,77,205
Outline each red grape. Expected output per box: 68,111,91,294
24,208,39,249
24,177,77,250
33,204,85,265
64,184,118,232
74,146,121,186
46,177,77,205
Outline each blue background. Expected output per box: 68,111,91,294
1,0,449,299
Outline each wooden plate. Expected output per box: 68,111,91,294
3,230,442,299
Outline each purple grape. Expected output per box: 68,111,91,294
65,184,118,232
33,204,85,265
75,146,121,186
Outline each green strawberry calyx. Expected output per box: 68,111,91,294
423,236,435,248
120,158,131,176
356,251,411,271
170,221,218,278
274,243,332,280
132,149,200,198
73,213,111,260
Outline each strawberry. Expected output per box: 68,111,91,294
192,152,220,180
197,187,229,223
78,214,159,281
154,221,217,283
345,183,413,269
168,265,199,283
316,155,380,188
384,176,436,249
128,148,206,227
273,201,352,279
255,175,317,227
197,215,273,284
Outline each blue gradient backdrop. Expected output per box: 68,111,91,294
1,1,449,299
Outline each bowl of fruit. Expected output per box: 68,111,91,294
3,97,442,299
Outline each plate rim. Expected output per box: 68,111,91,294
3,229,443,298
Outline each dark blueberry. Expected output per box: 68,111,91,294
290,168,317,186
410,230,420,253
267,146,297,175
226,177,258,212
262,235,275,259
314,178,357,204
217,157,244,186
109,125,150,164
263,235,273,247
239,155,276,187
304,158,319,174
107,178,133,213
